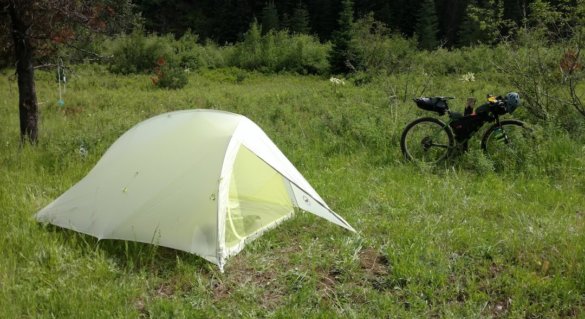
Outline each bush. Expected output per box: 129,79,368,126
105,30,174,74
152,62,188,89
496,35,570,123
229,21,330,74
173,31,229,70
410,45,513,76
195,41,230,69
350,13,417,74
173,31,202,70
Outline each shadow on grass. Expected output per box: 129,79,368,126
40,224,217,276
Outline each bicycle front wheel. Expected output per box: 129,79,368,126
481,120,534,171
401,117,454,163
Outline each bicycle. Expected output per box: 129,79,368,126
400,93,534,166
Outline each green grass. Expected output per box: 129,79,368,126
1,65,584,318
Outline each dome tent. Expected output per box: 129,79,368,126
36,109,355,271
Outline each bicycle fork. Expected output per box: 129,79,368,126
493,118,511,144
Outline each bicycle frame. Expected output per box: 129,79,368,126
430,110,509,149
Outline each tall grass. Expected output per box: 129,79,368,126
1,65,584,317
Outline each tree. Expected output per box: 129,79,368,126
1,0,135,145
215,0,255,43
503,0,523,35
4,1,38,145
415,0,440,50
329,0,356,74
290,2,310,34
457,0,506,46
388,0,421,37
457,0,483,46
261,1,279,34
307,0,336,40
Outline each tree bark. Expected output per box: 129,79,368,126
9,2,39,145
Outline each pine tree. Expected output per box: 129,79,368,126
308,0,336,40
290,2,310,34
415,0,440,50
376,2,393,27
281,12,290,30
390,0,420,37
457,0,505,46
261,1,279,34
244,19,262,51
503,0,523,26
329,0,355,74
457,0,482,46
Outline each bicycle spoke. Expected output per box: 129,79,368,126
401,118,453,163
483,121,534,171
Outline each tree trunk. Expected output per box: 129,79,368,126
9,2,39,145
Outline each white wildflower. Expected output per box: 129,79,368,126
79,145,88,157
329,77,345,86
460,72,476,82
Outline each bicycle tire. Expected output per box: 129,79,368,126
400,117,455,163
481,119,534,170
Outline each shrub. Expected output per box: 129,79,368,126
274,32,330,74
196,41,230,69
496,37,569,123
350,14,417,74
173,31,202,70
105,30,174,74
104,30,229,90
152,60,188,89
173,31,229,70
230,20,264,70
200,67,250,84
229,21,329,74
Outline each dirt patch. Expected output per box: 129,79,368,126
225,255,279,287
260,288,286,311
217,254,286,309
154,282,174,298
134,297,148,318
486,298,511,318
61,106,83,117
317,267,342,297
358,248,396,292
212,279,230,300
359,248,390,276
489,262,504,278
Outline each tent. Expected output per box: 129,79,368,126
36,109,355,271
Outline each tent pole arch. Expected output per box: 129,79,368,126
216,121,245,271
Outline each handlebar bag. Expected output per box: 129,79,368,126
476,102,508,116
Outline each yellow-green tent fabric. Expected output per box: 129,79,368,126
36,110,355,271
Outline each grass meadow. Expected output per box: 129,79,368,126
1,65,585,318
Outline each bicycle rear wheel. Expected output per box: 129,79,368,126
481,120,534,171
401,117,454,163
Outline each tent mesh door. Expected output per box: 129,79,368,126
226,146,294,248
